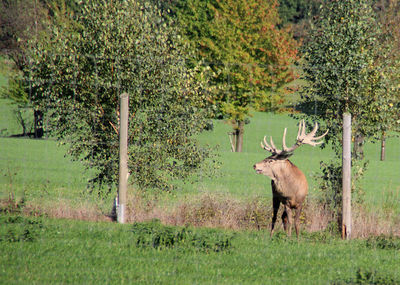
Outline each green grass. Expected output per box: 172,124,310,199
1,215,399,284
0,99,22,136
0,138,86,196
0,137,112,214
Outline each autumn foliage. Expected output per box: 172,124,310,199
170,0,298,151
172,0,298,116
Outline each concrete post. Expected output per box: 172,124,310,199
118,93,129,224
342,113,352,239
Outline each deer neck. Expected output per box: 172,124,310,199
271,160,296,192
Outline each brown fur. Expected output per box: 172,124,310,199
254,157,308,237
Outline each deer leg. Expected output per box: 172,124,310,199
270,197,280,237
284,205,293,237
294,205,303,238
281,210,288,232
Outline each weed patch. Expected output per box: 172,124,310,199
300,221,341,243
131,219,233,253
0,193,26,215
333,268,399,284
0,215,44,242
172,194,273,230
365,234,400,250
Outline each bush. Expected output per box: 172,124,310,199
0,194,25,215
314,159,367,216
26,0,213,194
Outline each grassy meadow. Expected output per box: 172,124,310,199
2,69,400,283
2,109,398,209
1,215,400,284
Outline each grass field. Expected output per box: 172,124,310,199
1,111,400,211
1,215,400,284
2,112,400,206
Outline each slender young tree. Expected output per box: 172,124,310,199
374,0,400,160
301,0,393,157
300,0,398,214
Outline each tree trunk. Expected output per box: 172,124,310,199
34,110,44,138
14,110,26,136
228,132,236,152
118,93,129,224
353,133,364,160
380,131,386,161
235,120,244,152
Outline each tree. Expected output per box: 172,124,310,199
301,0,394,157
169,0,298,152
300,0,397,215
25,0,212,194
374,0,400,160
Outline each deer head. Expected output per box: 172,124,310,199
254,120,328,177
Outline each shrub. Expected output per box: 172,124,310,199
315,160,367,213
26,0,213,194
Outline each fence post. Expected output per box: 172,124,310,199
117,93,129,224
342,113,352,239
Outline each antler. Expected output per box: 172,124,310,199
260,120,328,157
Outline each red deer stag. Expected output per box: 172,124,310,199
253,120,328,237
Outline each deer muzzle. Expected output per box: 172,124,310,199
253,164,263,174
